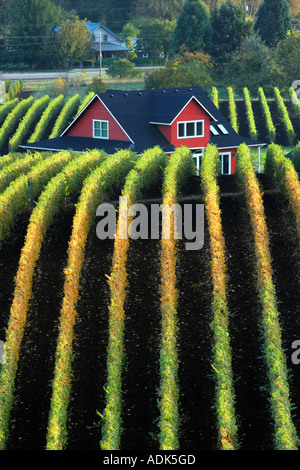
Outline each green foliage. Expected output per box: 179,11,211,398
9,95,50,152
172,0,210,54
209,0,252,64
227,87,239,133
0,96,34,154
236,143,299,450
224,34,285,93
158,146,194,451
106,58,136,79
258,87,276,142
0,149,107,451
51,15,94,68
5,0,67,65
0,99,19,127
100,148,167,451
243,87,258,140
145,58,213,90
0,153,26,171
276,32,300,89
6,80,23,101
201,143,238,450
4,80,10,93
136,19,176,58
273,87,296,145
0,152,47,193
86,77,108,95
254,0,292,47
292,142,300,172
28,95,65,143
49,94,80,139
210,86,219,108
0,151,75,248
119,22,141,40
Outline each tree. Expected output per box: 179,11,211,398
144,55,214,90
86,76,108,94
106,58,136,78
136,19,176,58
224,34,285,93
276,31,300,88
209,0,253,65
172,0,210,54
50,14,94,68
287,0,300,16
254,0,292,47
5,0,66,65
119,23,141,40
102,0,133,32
132,0,185,20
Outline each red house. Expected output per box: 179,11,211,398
20,86,265,174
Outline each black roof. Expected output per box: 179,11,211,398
21,86,265,154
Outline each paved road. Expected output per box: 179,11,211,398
0,66,160,82
0,68,106,81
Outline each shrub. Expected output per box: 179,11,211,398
106,58,135,78
86,76,108,94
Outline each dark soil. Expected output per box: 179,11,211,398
1,172,300,450
5,208,75,450
220,188,274,450
262,190,300,440
0,213,31,341
67,225,115,450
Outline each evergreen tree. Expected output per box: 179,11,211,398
137,19,176,58
5,0,66,65
209,0,252,65
254,0,292,47
172,0,210,54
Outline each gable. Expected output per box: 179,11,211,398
87,23,124,44
64,96,131,142
157,97,211,148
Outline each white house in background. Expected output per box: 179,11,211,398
86,22,132,59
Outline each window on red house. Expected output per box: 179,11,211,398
177,120,204,139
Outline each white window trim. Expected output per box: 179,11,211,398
177,120,204,139
93,119,109,139
192,148,204,175
220,152,231,175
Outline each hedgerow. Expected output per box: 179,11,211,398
0,96,34,153
274,87,295,145
258,87,275,142
0,150,107,450
201,144,238,450
48,94,80,139
236,143,298,450
9,95,50,152
227,87,238,133
100,147,168,450
243,87,257,140
28,94,65,143
47,149,138,450
158,146,195,450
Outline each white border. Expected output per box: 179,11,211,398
177,120,204,139
60,94,134,143
93,119,109,139
220,152,231,175
149,95,217,125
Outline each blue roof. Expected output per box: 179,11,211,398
86,22,124,42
